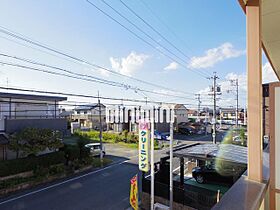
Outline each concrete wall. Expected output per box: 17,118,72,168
5,118,67,135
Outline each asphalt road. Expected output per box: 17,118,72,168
0,144,172,210
0,132,225,210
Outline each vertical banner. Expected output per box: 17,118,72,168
139,120,150,172
130,175,138,210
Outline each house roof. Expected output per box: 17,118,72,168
173,143,247,165
187,109,197,114
74,103,105,111
174,104,186,109
221,108,244,113
0,92,67,102
59,110,74,117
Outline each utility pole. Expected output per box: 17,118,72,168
244,106,247,126
219,108,222,128
230,79,239,127
98,91,103,162
195,94,201,122
208,72,220,144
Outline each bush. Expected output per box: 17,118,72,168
0,151,66,177
49,164,65,176
64,145,80,161
9,128,63,157
74,130,139,144
0,176,33,190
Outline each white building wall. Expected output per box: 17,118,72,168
0,99,60,131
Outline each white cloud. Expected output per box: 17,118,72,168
164,62,178,71
97,67,110,77
262,62,278,83
188,42,245,69
109,52,149,76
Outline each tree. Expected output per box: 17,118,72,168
8,133,21,159
8,128,63,157
239,127,246,146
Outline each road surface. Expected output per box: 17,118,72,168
0,132,225,210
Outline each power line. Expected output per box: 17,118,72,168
0,86,179,105
139,0,193,54
85,0,209,79
119,0,211,78
0,56,196,100
0,26,198,95
0,86,216,109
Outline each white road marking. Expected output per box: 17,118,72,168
0,155,138,206
0,144,176,206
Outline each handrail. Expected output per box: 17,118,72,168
212,150,269,210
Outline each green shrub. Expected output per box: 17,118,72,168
74,130,139,144
64,145,80,161
33,166,49,178
49,164,65,175
0,151,66,177
9,128,63,157
0,176,33,189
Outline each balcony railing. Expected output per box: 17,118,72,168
212,150,269,210
4,118,68,135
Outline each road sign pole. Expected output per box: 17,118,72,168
150,117,154,210
169,122,173,209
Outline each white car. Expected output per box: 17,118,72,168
233,136,241,142
85,143,106,156
263,135,269,144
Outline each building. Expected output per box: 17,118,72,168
0,92,68,160
0,92,67,134
72,103,106,130
220,108,245,123
186,109,198,118
174,104,188,124
107,106,171,133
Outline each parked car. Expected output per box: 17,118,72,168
192,163,243,184
154,130,170,140
263,135,269,144
178,127,193,135
85,143,106,156
233,135,241,142
263,135,269,148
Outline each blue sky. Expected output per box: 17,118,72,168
0,0,277,109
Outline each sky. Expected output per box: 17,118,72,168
0,0,278,109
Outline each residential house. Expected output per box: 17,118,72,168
186,109,198,118
72,103,106,130
220,108,244,124
174,104,188,124
108,106,171,133
0,92,68,160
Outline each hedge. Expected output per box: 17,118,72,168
0,151,66,177
74,130,138,144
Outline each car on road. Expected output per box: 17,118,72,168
178,127,194,135
85,143,106,156
154,130,170,140
192,163,243,184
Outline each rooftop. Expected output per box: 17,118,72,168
0,92,67,102
173,143,247,165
